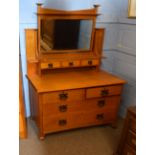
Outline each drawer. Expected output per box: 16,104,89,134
86,85,123,99
81,59,99,66
41,61,60,69
62,60,80,67
43,96,121,117
42,89,85,104
123,144,135,155
43,109,116,133
127,131,136,149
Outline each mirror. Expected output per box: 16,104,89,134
40,19,93,53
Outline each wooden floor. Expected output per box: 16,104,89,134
19,118,124,155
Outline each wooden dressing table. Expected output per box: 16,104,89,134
26,4,126,139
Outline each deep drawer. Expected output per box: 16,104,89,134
43,109,116,134
86,85,123,99
43,96,121,117
42,89,85,104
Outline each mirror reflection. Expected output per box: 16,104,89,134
40,19,93,52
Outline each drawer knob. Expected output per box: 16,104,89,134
59,105,68,112
97,100,105,107
58,120,67,126
48,63,53,68
101,90,109,96
96,114,104,120
69,62,74,66
59,93,68,100
88,60,92,65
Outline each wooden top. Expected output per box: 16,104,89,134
27,70,126,93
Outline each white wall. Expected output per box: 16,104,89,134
20,0,136,117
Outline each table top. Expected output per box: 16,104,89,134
27,70,126,93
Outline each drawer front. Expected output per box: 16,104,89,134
42,89,85,104
81,59,99,66
62,60,80,67
43,96,121,117
127,131,136,149
41,62,60,69
86,85,123,99
43,109,116,133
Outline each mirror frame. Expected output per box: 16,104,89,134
36,3,100,56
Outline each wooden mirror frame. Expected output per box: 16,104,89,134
36,3,101,59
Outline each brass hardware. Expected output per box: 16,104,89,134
59,105,67,112
96,114,104,120
100,90,109,96
58,119,67,126
88,60,92,65
97,100,105,107
48,63,53,68
59,92,68,100
69,62,74,66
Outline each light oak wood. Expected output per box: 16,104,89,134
42,89,85,104
86,85,123,99
62,60,80,67
43,96,121,117
26,5,126,139
27,70,125,93
43,108,116,134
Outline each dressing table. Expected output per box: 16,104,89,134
26,4,126,139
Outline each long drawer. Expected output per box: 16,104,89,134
43,96,121,117
42,89,85,104
43,109,116,134
86,85,123,99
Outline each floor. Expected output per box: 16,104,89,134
19,118,124,155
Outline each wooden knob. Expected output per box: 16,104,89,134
59,93,68,100
88,60,92,65
58,120,67,126
48,63,53,68
59,105,68,112
96,114,104,120
97,100,105,107
100,90,109,96
69,62,74,66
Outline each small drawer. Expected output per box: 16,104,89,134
62,60,80,67
86,85,123,99
127,131,136,149
40,62,60,69
42,89,85,104
81,59,99,66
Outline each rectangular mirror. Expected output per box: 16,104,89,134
40,19,93,53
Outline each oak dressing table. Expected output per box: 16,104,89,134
26,4,126,139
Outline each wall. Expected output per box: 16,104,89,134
20,0,136,117
101,0,136,117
